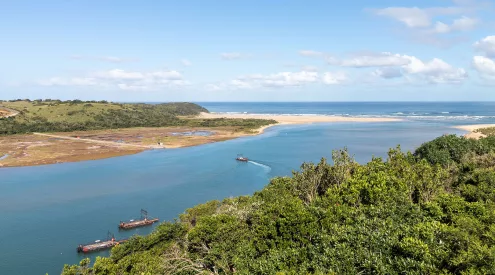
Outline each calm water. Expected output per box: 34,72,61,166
0,102,492,275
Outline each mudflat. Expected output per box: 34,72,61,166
0,126,261,167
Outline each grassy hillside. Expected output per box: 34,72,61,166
0,100,275,135
61,134,495,275
0,100,207,123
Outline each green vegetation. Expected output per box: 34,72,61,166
475,127,495,137
0,100,275,135
61,134,495,274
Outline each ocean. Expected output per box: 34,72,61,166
198,102,495,125
0,102,493,275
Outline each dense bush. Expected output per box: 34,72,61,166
60,135,495,274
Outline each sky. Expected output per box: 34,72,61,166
1,0,495,102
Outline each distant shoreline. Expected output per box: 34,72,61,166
452,124,495,139
199,112,403,125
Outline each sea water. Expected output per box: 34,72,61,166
0,102,493,275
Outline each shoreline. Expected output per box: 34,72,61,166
0,114,402,168
452,124,495,139
198,112,403,124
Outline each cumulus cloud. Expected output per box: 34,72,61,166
38,77,99,86
205,70,348,91
372,67,403,79
220,52,252,60
339,52,411,67
244,71,319,88
299,50,325,57
432,16,479,34
474,36,495,58
70,55,137,63
369,1,487,46
301,65,319,72
371,4,478,29
321,72,348,85
373,7,432,28
39,69,187,91
181,59,192,66
318,50,467,84
472,55,495,79
402,56,468,83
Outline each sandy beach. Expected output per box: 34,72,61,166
199,112,402,126
452,124,495,139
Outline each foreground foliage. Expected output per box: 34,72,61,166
0,100,275,135
61,135,495,274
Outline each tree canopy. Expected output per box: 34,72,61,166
61,134,495,275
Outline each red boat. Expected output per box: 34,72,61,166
236,154,248,162
119,209,159,230
77,232,127,253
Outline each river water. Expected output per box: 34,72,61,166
1,102,491,274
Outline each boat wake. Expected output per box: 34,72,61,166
248,161,272,173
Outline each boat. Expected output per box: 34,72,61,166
119,209,159,230
235,154,248,162
77,232,126,253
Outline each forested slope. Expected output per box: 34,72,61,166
61,134,495,274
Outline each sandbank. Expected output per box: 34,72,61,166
199,112,402,126
452,124,495,139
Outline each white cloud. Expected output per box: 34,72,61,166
39,77,99,86
321,72,348,84
374,7,432,28
301,65,319,72
39,69,187,91
370,1,487,47
258,71,319,87
70,55,137,63
371,5,476,29
299,50,324,57
92,69,145,80
220,52,246,60
98,56,126,63
432,16,479,33
403,56,468,83
206,70,349,91
181,59,192,66
472,55,495,78
372,67,403,79
339,52,411,67
474,36,495,58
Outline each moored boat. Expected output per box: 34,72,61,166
77,232,126,253
119,209,159,230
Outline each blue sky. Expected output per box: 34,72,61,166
1,0,495,101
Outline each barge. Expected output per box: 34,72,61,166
119,209,159,230
77,232,126,253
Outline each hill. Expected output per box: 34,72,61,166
61,134,495,275
0,100,276,135
0,100,204,135
0,99,277,167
